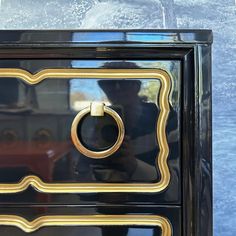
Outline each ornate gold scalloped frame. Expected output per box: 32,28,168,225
0,68,171,193
0,214,172,234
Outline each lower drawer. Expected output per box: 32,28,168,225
0,206,181,236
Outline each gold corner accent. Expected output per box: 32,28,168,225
0,68,171,193
71,102,125,159
0,214,172,234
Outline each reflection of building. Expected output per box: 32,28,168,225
0,27,73,142
0,68,74,191
0,78,72,142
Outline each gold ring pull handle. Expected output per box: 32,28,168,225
71,102,125,159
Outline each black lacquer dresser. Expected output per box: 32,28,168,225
0,30,212,236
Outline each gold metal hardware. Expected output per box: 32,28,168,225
0,214,172,234
71,102,125,159
90,102,105,116
0,68,171,193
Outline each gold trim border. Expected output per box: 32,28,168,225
0,214,172,234
0,68,171,193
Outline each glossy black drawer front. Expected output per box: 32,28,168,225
0,206,181,236
0,59,181,204
0,30,213,236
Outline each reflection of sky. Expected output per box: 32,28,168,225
71,60,105,99
71,59,175,69
70,60,175,100
127,228,153,236
72,32,178,43
71,60,104,68
127,32,178,42
70,78,106,100
72,32,125,42
70,78,160,104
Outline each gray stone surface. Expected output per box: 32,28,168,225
0,0,235,235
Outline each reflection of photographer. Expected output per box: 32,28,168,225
76,76,159,183
75,63,160,236
100,79,159,180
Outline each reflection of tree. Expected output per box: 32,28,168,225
139,81,160,103
139,61,180,106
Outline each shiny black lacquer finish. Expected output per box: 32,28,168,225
0,30,212,236
0,206,181,236
0,60,181,205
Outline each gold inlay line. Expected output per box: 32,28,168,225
0,214,172,234
0,68,171,193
